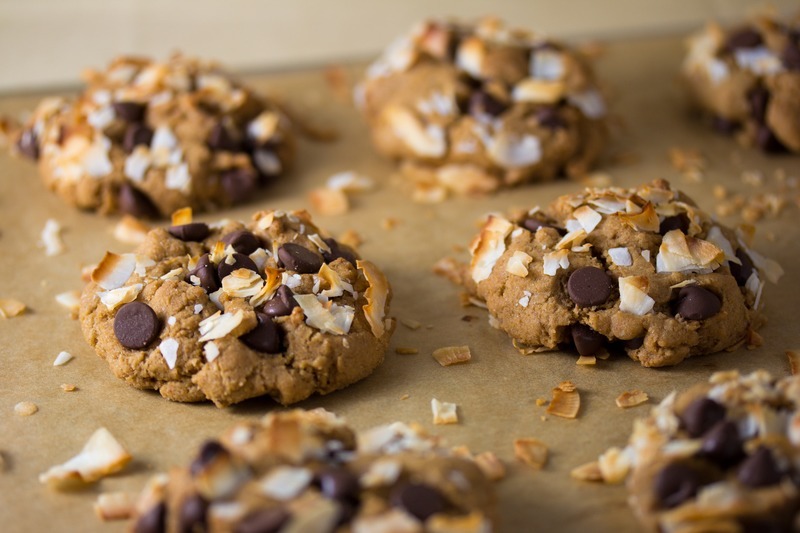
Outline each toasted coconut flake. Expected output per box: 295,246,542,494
0,298,26,318
53,351,73,366
506,250,532,277
198,310,244,342
209,241,226,264
670,279,698,289
307,234,331,254
222,269,264,298
318,263,354,299
619,276,655,316
357,260,389,338
326,171,374,192
427,512,491,533
615,390,649,408
547,381,580,419
260,466,313,501
15,401,38,416
555,228,587,250
360,458,402,488
747,248,783,284
309,187,350,216
432,257,463,285
657,230,724,273
94,492,135,521
395,347,419,355
55,290,81,316
474,451,506,481
787,351,800,375
608,247,632,267
294,294,353,335
249,267,282,307
576,355,597,365
470,216,513,283
597,446,632,484
352,508,420,533
92,252,137,290
513,438,548,469
171,207,193,226
542,249,570,276
98,283,143,311
432,345,472,366
399,317,422,330
705,226,739,264
339,229,363,249
570,461,603,482
113,215,150,245
384,105,446,157
412,182,447,204
572,205,603,234
39,428,132,489
513,78,566,103
617,202,659,232
40,219,65,256
61,384,77,392
431,398,459,425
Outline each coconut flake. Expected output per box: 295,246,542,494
519,290,532,308
360,459,402,488
55,291,81,314
91,252,137,290
705,226,739,265
431,398,459,425
293,294,353,335
734,46,783,75
568,89,606,118
39,428,132,489
619,276,655,316
158,338,179,369
98,283,143,311
123,147,151,182
53,351,73,366
222,269,264,298
326,171,374,192
608,247,632,267
506,251,532,277
358,260,390,337
260,466,313,501
384,106,446,158
656,230,724,273
747,247,783,284
573,206,602,233
40,219,65,256
0,298,26,318
514,438,548,469
470,216,514,282
203,341,220,363
198,310,244,342
543,249,570,276
488,134,542,168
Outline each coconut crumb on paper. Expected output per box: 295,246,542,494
615,390,649,408
0,298,26,318
14,401,38,416
431,398,459,425
432,345,471,366
40,219,65,256
546,381,581,419
513,438,548,469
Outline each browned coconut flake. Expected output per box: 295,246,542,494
513,438,548,469
546,381,581,419
432,345,472,366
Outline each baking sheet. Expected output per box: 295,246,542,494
1,35,798,532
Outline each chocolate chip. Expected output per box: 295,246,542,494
168,223,210,242
725,28,763,51
118,183,160,219
261,285,298,317
322,238,357,266
190,440,228,477
659,213,690,235
207,123,241,151
278,243,323,274
114,302,161,350
217,253,259,279
571,324,606,356
680,397,726,438
738,518,785,533
240,313,282,354
738,447,782,487
623,337,644,351
747,86,769,124
17,129,39,160
653,463,701,509
567,267,613,307
389,483,446,521
699,420,744,467
112,101,146,123
134,503,166,533
675,286,721,321
468,90,508,117
712,116,740,135
729,249,755,286
123,123,154,153
317,467,360,501
221,230,261,255
221,168,259,205
535,106,565,129
178,494,208,533
756,125,787,154
235,508,290,533
189,255,220,293
782,40,800,71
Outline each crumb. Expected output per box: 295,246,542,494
432,345,472,366
399,318,422,330
14,401,38,416
395,347,419,355
53,351,73,366
338,229,362,249
615,390,649,408
546,381,580,419
0,298,26,318
513,438,548,469
308,187,349,216
431,398,459,425
668,147,705,181
400,394,409,400
40,219,65,256
381,217,399,230
535,398,547,407
113,215,150,245
787,350,800,375
61,384,77,392
474,451,506,481
94,492,135,521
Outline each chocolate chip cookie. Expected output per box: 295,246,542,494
460,180,782,366
129,409,496,532
79,209,394,407
13,54,295,217
683,14,800,153
356,17,608,197
587,370,800,532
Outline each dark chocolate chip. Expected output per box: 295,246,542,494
570,324,606,356
725,28,763,51
221,230,261,255
123,124,154,153
729,249,755,286
468,90,508,117
221,168,259,205
278,243,323,274
178,494,208,533
699,420,744,467
114,302,161,350
189,255,220,293
235,508,290,533
112,101,146,123
168,222,210,242
747,86,769,124
317,467,360,501
675,286,721,321
217,253,259,279
207,123,241,151
680,397,727,438
322,238,357,266
738,518,785,533
118,183,160,219
336,500,358,527
756,125,788,154
240,313,282,354
712,116,740,135
738,446,782,487
389,483,446,521
190,440,228,477
653,463,701,509
623,337,644,351
17,129,39,160
134,503,166,533
659,213,690,235
521,218,566,236
782,41,800,71
535,106,565,129
261,285,298,317
567,266,613,307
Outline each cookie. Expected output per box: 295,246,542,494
129,408,496,532
356,17,608,197
13,54,295,217
79,208,394,407
683,15,800,153
458,180,782,366
585,370,800,532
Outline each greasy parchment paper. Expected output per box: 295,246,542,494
0,36,798,532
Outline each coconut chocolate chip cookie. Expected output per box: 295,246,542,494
13,54,295,217
79,209,393,407
356,17,608,198
683,14,800,153
583,370,800,532
460,180,782,367
129,409,496,532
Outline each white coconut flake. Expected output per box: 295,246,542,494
87,106,115,130
158,338,179,370
326,171,374,192
39,428,132,488
747,247,783,284
167,316,176,326
519,290,532,308
53,351,73,366
489,134,542,168
506,251,532,277
530,49,565,80
293,294,353,335
204,341,220,362
260,466,313,501
619,276,655,316
573,206,602,233
40,219,65,256
92,253,137,290
253,150,282,175
165,163,191,192
568,89,606,118
734,46,783,75
565,219,582,233
83,137,114,177
608,247,632,267
98,283,143,311
55,290,81,313
431,398,459,425
150,126,178,152
360,458,402,488
124,148,151,182
194,304,203,314
641,250,651,262
705,227,739,265
543,249,570,276
198,310,244,342
706,58,730,84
